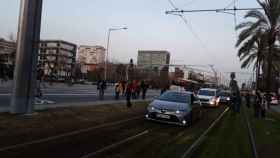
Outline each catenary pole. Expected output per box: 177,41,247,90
10,0,43,114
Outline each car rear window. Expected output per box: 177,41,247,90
198,90,215,96
158,92,189,103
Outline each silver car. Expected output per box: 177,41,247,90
146,91,203,126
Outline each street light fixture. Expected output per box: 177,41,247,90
104,27,128,81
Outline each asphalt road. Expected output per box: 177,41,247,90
0,82,160,107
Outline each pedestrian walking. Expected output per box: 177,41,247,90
254,90,262,118
35,68,45,99
229,72,241,113
97,80,106,100
121,81,126,96
245,91,251,108
264,92,272,110
126,81,133,108
131,80,138,99
140,80,148,100
115,82,121,100
136,81,141,99
261,92,269,118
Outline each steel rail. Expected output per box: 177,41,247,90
180,107,230,158
242,105,259,158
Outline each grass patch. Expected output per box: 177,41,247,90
191,109,252,158
246,107,280,158
95,107,226,158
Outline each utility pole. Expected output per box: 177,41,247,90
10,0,43,114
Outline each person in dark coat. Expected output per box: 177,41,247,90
254,90,262,118
97,80,106,100
245,91,251,108
229,72,241,113
126,81,133,108
140,80,148,100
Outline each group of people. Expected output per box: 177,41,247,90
252,90,272,118
97,80,149,108
114,80,149,108
229,72,276,119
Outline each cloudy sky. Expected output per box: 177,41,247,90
0,0,260,82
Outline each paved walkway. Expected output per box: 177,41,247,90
0,99,152,113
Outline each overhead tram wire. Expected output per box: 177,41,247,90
166,7,263,14
167,0,211,55
167,0,220,78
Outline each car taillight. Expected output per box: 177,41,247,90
212,97,217,102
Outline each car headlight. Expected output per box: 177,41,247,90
151,107,155,110
227,97,230,101
176,110,180,114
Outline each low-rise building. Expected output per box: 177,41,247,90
0,38,16,67
0,38,16,78
137,50,170,70
38,40,77,81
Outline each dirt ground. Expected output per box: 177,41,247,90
0,101,150,148
0,103,227,158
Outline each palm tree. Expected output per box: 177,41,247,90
236,0,280,91
236,21,268,89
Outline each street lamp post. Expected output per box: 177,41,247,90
104,27,127,81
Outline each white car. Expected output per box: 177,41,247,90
197,88,219,107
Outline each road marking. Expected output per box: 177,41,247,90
80,130,149,158
0,93,157,96
0,93,97,96
0,116,143,152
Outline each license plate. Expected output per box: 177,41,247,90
156,114,170,119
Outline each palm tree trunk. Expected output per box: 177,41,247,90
256,58,260,90
266,35,275,92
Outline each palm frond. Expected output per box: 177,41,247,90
244,10,269,25
240,54,257,69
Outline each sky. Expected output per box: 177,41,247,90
0,0,260,82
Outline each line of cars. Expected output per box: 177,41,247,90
145,87,231,127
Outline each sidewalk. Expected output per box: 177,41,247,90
0,99,152,113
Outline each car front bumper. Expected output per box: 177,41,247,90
145,112,190,126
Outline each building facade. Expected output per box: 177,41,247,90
137,50,170,69
0,38,16,78
38,40,77,81
77,45,105,74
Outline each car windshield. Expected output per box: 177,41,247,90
198,90,215,96
158,92,189,103
218,92,230,97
